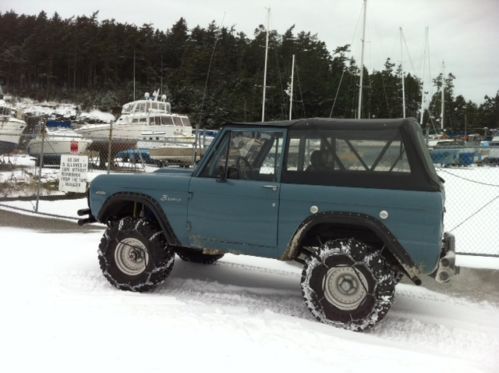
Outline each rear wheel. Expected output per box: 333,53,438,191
301,238,396,331
98,217,175,292
177,248,224,264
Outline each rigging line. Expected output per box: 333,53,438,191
272,42,287,119
427,34,433,97
379,69,391,116
329,5,363,117
448,195,499,232
200,12,226,122
329,69,345,117
402,33,417,75
437,168,499,188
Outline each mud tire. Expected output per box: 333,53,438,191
301,238,396,331
98,217,175,292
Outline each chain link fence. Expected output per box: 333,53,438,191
1,122,498,257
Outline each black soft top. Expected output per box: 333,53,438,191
225,117,416,131
224,117,441,192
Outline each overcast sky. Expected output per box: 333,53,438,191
2,0,498,103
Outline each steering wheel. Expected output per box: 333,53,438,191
235,156,251,179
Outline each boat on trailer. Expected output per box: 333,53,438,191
27,120,92,164
76,93,193,144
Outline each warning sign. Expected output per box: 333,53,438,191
59,154,88,193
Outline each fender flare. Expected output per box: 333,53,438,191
283,211,422,285
98,192,180,246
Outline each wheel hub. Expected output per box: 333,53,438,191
323,266,368,311
114,238,149,276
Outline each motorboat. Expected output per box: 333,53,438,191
76,93,193,143
487,136,499,164
27,120,92,164
143,129,218,167
0,100,27,154
427,138,476,167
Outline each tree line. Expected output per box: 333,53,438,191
0,10,497,131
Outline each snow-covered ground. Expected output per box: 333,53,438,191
0,226,497,373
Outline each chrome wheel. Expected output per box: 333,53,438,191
323,266,368,311
114,237,149,276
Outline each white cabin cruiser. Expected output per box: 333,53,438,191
76,94,193,144
0,100,27,154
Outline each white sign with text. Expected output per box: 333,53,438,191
59,155,88,193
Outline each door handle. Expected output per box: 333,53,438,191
262,185,279,191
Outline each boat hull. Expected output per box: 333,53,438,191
28,138,92,156
0,117,26,154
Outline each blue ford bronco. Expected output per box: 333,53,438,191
78,118,458,331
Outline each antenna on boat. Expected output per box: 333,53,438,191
400,27,406,118
261,7,271,122
357,0,367,119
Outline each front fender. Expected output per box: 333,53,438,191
98,192,180,246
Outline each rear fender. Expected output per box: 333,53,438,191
283,211,422,285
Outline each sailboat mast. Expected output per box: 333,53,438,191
420,27,428,124
289,54,295,120
133,49,136,101
441,60,445,131
400,27,406,118
261,7,270,122
357,0,367,119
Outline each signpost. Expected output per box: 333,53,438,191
59,155,88,193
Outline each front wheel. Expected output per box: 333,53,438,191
301,238,396,331
98,217,175,292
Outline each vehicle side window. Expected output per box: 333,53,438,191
200,130,283,181
283,129,412,186
200,133,230,178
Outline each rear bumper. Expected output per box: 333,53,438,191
431,232,460,283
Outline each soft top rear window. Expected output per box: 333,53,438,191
283,127,438,191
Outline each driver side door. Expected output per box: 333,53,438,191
187,128,285,258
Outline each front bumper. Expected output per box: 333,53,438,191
77,207,96,225
431,232,460,283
